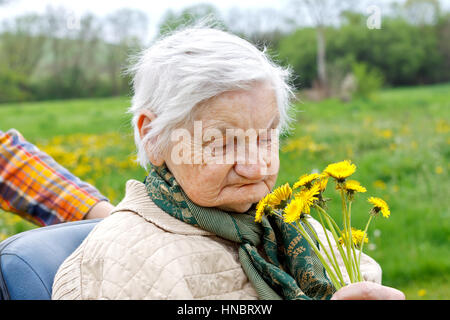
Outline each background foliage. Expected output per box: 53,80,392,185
0,0,449,300
0,1,449,103
1,83,449,299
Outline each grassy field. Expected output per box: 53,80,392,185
0,83,449,299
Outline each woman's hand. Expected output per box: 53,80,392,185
331,281,405,300
84,200,114,219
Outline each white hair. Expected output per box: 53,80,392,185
127,25,296,169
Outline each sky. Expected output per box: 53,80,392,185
0,0,288,40
0,0,285,15
2,0,449,19
0,0,286,24
1,0,449,41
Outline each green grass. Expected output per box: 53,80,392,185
0,83,449,299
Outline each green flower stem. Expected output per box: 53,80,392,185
271,210,339,287
303,218,339,275
347,201,361,281
315,210,346,286
306,214,346,287
316,205,343,238
314,205,352,285
358,215,374,281
293,220,342,290
340,188,354,282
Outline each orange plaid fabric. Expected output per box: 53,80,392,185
0,129,108,226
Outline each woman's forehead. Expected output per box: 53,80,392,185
201,113,280,135
197,85,279,131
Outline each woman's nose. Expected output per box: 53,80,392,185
234,163,267,181
234,149,272,180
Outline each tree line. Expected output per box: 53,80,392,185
0,0,448,103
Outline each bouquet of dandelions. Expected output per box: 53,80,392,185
254,160,391,290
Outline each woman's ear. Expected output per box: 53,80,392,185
136,110,164,166
137,110,157,140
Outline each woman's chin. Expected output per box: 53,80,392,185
217,202,252,213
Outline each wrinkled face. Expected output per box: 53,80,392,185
162,81,280,213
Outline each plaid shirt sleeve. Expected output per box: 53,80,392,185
0,129,110,226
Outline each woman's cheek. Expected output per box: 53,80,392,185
179,169,222,205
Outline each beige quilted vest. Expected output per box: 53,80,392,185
52,179,382,300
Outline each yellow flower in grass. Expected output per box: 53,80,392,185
373,180,386,190
255,194,272,223
293,173,319,189
323,160,356,182
268,183,292,208
338,228,369,248
417,289,427,297
368,197,391,218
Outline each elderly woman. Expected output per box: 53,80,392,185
52,27,404,300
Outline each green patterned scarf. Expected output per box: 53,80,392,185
144,163,336,300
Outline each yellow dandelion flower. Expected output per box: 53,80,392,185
435,119,450,134
338,180,367,199
368,196,391,218
268,183,292,207
283,198,304,223
323,160,356,182
255,194,271,223
294,183,320,214
312,176,329,208
417,289,427,297
352,229,369,246
373,180,387,190
293,173,320,189
343,180,367,193
377,129,393,139
314,175,329,192
338,228,369,248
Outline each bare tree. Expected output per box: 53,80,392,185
0,14,47,75
69,14,104,95
105,8,148,95
0,13,48,101
43,6,72,81
157,3,225,37
36,7,106,97
226,6,291,49
288,0,357,96
404,0,441,25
